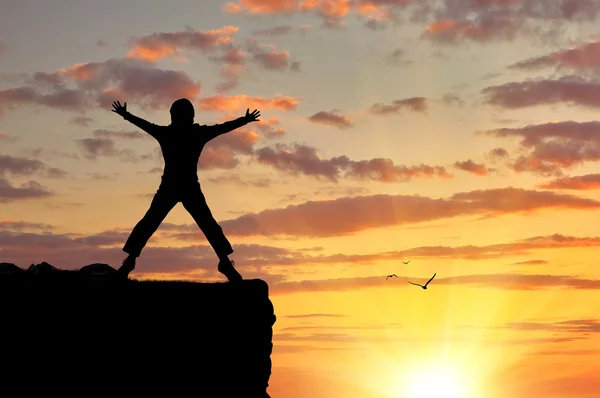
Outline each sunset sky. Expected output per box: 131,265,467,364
2,0,600,397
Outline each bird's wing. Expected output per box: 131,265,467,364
425,273,436,286
408,281,422,287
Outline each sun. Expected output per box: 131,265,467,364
401,363,472,398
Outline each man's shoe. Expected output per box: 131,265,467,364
218,259,242,282
117,256,136,278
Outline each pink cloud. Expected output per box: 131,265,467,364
481,121,600,176
70,116,94,127
509,40,600,71
4,217,600,282
486,147,509,161
0,131,18,143
91,129,148,140
245,38,294,71
0,58,202,116
442,93,465,106
219,47,246,65
385,48,410,66
207,173,273,188
308,111,353,129
0,178,54,203
370,97,427,114
215,79,239,94
252,25,294,36
0,155,68,179
421,0,600,44
0,220,55,232
0,86,87,116
255,143,451,183
75,137,136,162
482,75,600,109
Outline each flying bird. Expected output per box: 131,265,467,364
408,273,436,290
386,274,398,280
402,260,410,265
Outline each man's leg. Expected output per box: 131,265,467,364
181,183,241,281
119,188,178,277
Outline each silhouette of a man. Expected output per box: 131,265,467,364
111,98,261,281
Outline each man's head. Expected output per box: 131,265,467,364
170,98,195,125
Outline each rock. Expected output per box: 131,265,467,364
79,263,118,281
0,263,25,275
27,262,59,275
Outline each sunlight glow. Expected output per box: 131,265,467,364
401,363,472,398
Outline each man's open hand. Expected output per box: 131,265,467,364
244,108,261,123
111,100,128,117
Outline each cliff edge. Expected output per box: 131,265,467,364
0,262,276,397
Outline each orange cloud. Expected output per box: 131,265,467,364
512,259,548,265
197,147,240,169
4,222,600,278
225,0,297,14
421,17,520,43
219,188,599,237
197,94,299,112
253,116,286,139
208,129,260,154
453,159,490,176
226,0,409,29
127,26,239,62
538,174,600,190
269,272,600,295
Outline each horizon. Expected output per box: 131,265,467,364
2,1,600,397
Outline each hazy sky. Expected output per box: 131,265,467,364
2,1,600,397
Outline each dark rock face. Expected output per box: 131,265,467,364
0,262,276,398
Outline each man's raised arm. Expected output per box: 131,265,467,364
205,108,261,141
111,100,162,139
